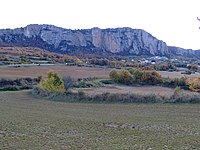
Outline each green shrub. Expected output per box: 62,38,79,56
73,78,103,88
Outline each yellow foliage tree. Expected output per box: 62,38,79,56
187,77,200,92
38,71,65,92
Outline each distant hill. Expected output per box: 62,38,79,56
0,24,199,58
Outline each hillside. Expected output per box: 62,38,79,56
0,47,80,65
0,24,199,58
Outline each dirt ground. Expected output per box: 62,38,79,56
0,66,111,79
75,85,175,96
158,71,200,79
0,65,199,79
0,91,200,149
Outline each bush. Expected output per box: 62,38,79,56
181,70,192,75
99,79,113,84
63,76,74,90
38,71,65,92
129,69,143,81
162,76,189,90
140,71,163,84
187,78,200,92
109,70,119,82
118,70,134,84
0,78,38,91
0,85,20,91
109,69,162,85
33,86,200,104
73,78,103,88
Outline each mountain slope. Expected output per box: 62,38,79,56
0,24,199,58
168,46,200,58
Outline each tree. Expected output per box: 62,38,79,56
141,70,148,82
109,70,119,82
38,71,65,92
110,61,117,68
191,64,198,72
131,69,143,82
119,70,134,84
149,71,163,84
20,56,28,63
119,61,125,67
187,77,200,92
128,68,136,75
110,69,162,85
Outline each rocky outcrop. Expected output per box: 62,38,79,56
168,46,200,58
0,24,199,58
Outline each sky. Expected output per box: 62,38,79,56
0,0,199,49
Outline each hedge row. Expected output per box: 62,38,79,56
33,87,200,103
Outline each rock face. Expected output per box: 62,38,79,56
0,24,199,58
168,46,200,58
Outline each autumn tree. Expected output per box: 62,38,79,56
110,69,162,85
129,69,143,82
147,71,163,84
110,61,117,68
109,70,119,82
119,70,134,84
38,71,65,92
187,78,200,92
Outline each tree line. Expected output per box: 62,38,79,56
109,69,200,91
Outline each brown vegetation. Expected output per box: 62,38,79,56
0,47,79,63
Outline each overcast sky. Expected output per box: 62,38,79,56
0,0,199,49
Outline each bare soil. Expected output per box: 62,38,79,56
0,66,111,79
158,71,200,79
0,90,200,149
0,65,199,80
78,85,175,96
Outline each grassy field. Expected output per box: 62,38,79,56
0,90,200,149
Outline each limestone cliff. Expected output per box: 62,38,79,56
0,24,198,58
